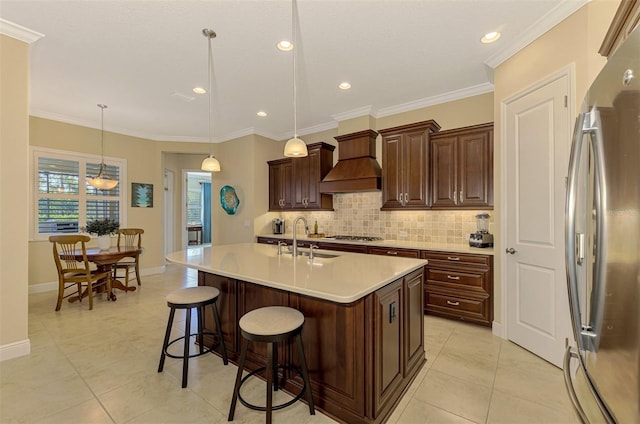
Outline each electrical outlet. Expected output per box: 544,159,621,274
399,230,408,238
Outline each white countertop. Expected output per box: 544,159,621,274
257,234,495,255
166,243,427,304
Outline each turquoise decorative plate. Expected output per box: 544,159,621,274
220,185,240,215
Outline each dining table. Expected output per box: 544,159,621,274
67,245,143,302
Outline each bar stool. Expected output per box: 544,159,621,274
158,286,228,388
228,306,315,423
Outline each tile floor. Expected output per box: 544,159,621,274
1,265,578,423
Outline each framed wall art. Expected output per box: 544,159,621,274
131,183,153,208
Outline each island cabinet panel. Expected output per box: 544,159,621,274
422,250,493,326
198,272,238,354
288,295,366,417
198,266,425,424
404,269,425,378
372,279,404,416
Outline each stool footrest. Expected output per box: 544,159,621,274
163,332,223,360
238,365,307,412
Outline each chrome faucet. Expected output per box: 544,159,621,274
291,216,309,257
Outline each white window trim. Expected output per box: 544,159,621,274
30,146,128,241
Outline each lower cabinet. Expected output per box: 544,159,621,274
422,251,493,326
198,267,424,424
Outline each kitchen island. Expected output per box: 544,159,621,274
166,243,427,424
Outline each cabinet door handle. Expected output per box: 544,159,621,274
447,275,460,280
389,301,396,323
453,191,457,203
446,256,460,261
387,251,398,255
460,189,464,203
446,300,460,306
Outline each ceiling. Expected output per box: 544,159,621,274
1,0,586,144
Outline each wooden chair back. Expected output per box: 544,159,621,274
49,234,92,276
116,228,144,248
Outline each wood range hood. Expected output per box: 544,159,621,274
319,129,382,193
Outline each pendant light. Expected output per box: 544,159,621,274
201,28,221,172
87,104,118,190
283,0,308,157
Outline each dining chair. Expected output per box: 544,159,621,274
113,228,144,288
50,234,112,311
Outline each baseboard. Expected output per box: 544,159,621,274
0,339,30,362
492,320,505,339
29,265,166,294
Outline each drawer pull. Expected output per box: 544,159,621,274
387,251,398,255
446,300,460,306
447,256,460,261
447,275,460,280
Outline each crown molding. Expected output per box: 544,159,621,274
331,105,377,122
484,0,588,69
376,83,494,118
0,19,44,43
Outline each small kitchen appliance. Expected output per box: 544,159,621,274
469,213,493,248
272,218,285,234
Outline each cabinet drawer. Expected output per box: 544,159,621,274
422,250,491,267
426,267,489,295
424,289,491,326
368,247,420,258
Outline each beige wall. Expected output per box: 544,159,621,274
492,0,618,325
1,35,30,356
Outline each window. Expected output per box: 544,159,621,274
32,147,127,239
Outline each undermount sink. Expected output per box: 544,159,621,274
299,251,339,259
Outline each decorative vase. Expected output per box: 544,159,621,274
97,235,111,250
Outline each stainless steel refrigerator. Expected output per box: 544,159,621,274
564,24,640,424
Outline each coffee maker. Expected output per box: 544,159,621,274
272,218,285,234
469,213,493,248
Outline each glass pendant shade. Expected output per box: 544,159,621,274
87,104,118,190
201,155,221,172
284,137,308,157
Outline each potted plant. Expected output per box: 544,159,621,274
82,218,119,250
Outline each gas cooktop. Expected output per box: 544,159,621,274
324,235,383,242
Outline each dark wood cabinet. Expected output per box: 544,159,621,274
268,142,335,211
422,250,493,326
430,123,493,209
367,246,420,258
268,158,293,211
379,120,441,210
198,266,425,424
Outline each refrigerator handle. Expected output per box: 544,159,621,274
565,112,589,349
563,345,589,424
566,109,608,352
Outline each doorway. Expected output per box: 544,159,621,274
183,171,212,248
502,66,573,367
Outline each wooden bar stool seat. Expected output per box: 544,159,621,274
228,306,315,423
158,286,228,388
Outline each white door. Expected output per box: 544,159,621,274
164,169,174,257
504,70,572,367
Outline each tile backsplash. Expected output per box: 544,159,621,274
280,192,494,245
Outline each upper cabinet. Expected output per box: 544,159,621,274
379,120,441,210
268,142,335,211
599,0,640,58
430,123,494,209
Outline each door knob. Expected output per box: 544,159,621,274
506,247,517,254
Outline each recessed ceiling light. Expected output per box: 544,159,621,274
481,31,501,44
193,87,206,94
257,111,267,117
339,82,352,90
277,40,293,51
